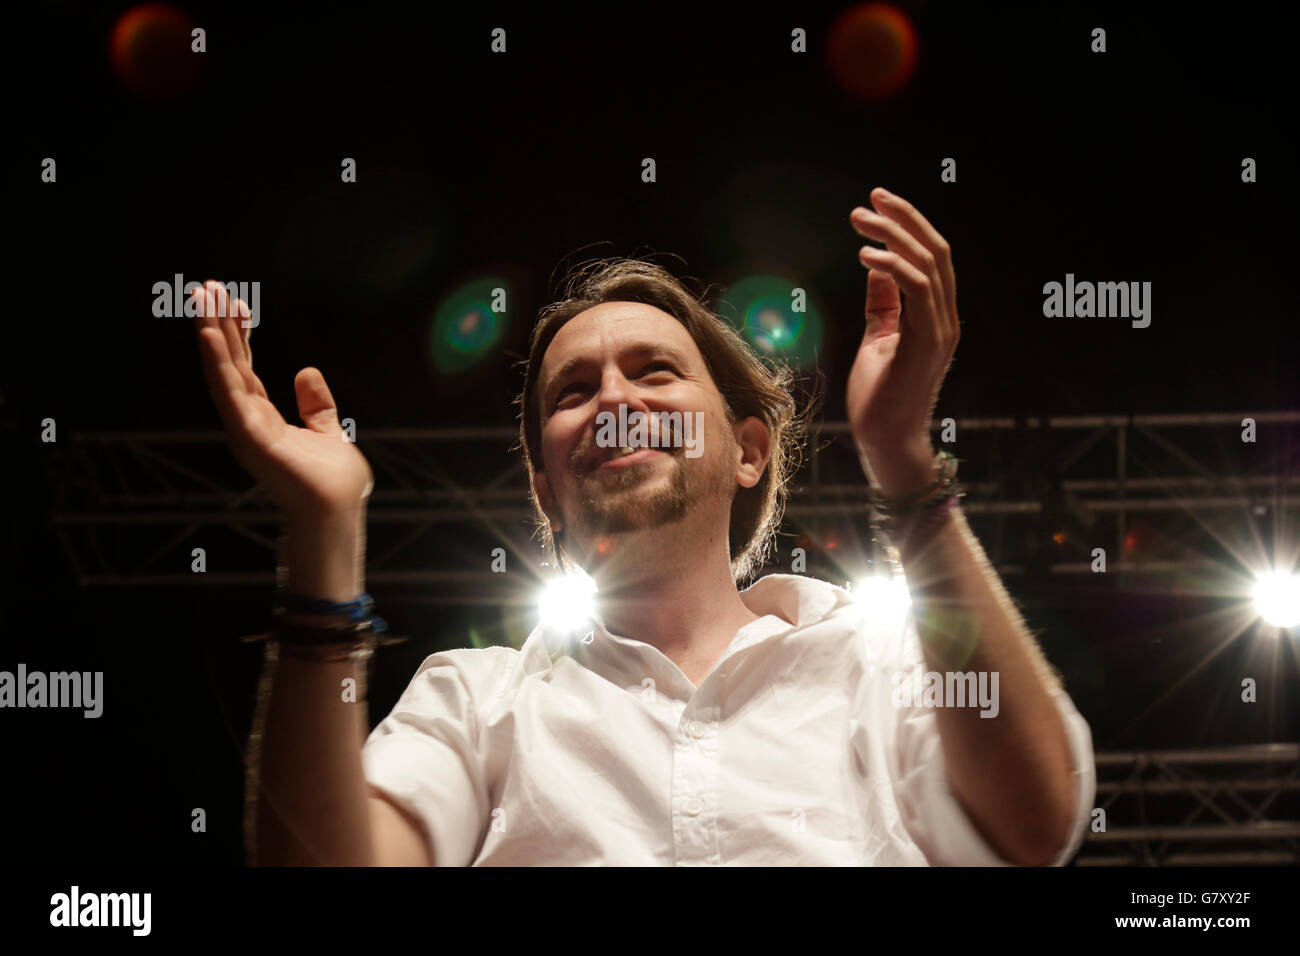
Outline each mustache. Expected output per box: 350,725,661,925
571,420,687,474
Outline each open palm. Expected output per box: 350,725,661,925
846,188,961,495
846,272,929,452
192,281,373,519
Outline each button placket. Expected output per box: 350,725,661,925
671,692,721,865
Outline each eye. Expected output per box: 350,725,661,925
553,382,588,410
640,361,678,377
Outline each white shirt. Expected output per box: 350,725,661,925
361,573,1096,865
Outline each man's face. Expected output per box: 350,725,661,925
533,303,748,560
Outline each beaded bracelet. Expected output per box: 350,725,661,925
271,586,389,635
866,450,960,512
243,597,405,661
876,491,964,553
867,450,965,551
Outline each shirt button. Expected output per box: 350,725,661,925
683,797,704,816
688,720,706,738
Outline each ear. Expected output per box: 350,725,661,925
732,416,771,490
532,470,563,532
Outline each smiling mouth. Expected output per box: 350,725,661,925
594,447,665,470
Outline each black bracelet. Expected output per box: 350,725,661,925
271,616,376,646
869,480,966,539
867,450,961,514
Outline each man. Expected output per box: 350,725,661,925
195,188,1094,866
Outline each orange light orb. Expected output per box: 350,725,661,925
826,3,919,102
110,4,205,102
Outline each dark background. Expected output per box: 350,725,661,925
6,0,1298,867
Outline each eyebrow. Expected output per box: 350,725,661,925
542,343,692,404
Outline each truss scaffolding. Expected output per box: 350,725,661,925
32,410,1300,865
1076,743,1299,866
41,411,1299,590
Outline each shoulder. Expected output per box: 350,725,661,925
398,645,524,709
373,646,527,743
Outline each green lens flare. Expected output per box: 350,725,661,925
721,275,823,368
430,278,509,374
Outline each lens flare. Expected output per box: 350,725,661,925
429,278,509,374
721,275,823,368
826,3,919,103
1252,571,1300,628
853,573,912,633
110,4,205,102
537,568,598,632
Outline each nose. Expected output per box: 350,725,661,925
579,368,662,465
594,368,650,420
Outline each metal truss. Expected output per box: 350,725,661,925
1076,743,1300,866
41,411,1300,592
36,413,1300,865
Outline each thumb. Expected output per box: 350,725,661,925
294,367,343,436
864,268,902,341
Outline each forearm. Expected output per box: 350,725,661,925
248,508,377,866
252,654,376,866
844,185,1075,862
894,502,1077,866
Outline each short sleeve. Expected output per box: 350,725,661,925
361,652,494,866
889,620,1097,866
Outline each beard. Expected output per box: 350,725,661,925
573,452,690,535
564,441,734,542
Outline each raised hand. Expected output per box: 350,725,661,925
191,280,374,521
846,187,960,498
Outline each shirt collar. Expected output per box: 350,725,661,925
520,574,854,678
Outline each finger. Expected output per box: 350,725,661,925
194,281,236,361
857,246,941,342
196,325,252,435
868,189,958,332
203,280,268,398
231,297,268,399
206,281,248,375
863,268,901,340
852,206,946,341
232,296,253,364
294,367,342,437
190,284,213,332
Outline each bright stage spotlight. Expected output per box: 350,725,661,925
853,573,913,629
1252,571,1300,628
537,568,598,632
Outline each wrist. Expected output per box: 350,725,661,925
890,493,961,562
282,507,367,602
859,438,937,500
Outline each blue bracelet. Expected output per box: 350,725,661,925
272,587,388,634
